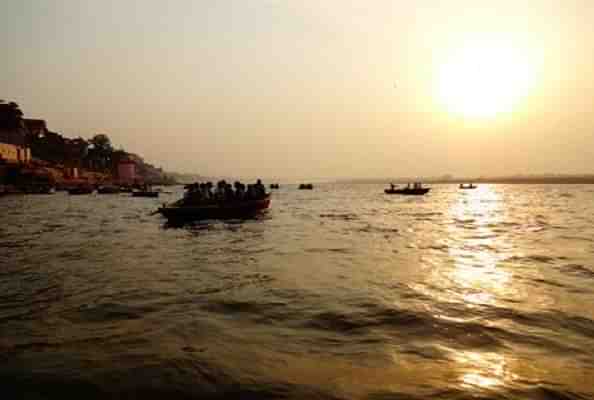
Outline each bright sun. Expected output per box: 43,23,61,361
436,40,538,118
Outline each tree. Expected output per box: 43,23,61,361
0,101,24,129
89,134,112,153
86,134,114,171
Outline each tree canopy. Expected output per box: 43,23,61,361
90,134,112,153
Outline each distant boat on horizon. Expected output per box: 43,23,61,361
459,183,477,189
384,182,430,195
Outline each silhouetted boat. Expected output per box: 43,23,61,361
270,183,280,189
68,186,94,195
132,190,159,198
132,184,159,198
23,185,55,194
459,183,477,189
157,194,271,221
298,183,313,190
384,183,430,195
97,185,121,194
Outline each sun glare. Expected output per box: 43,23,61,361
436,39,538,118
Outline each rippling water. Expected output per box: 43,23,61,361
1,184,594,399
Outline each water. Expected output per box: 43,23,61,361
1,184,593,399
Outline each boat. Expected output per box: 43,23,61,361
68,186,94,195
97,185,121,194
298,183,313,190
459,183,477,189
157,194,271,221
270,183,280,189
132,184,159,198
384,182,430,195
23,185,55,194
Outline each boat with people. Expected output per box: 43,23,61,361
157,179,270,221
459,183,477,189
97,185,121,194
299,183,313,190
132,184,159,198
68,185,94,195
22,184,55,194
384,182,430,195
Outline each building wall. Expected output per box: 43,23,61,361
0,143,31,163
0,143,19,162
118,162,136,184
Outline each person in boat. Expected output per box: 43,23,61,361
234,181,245,200
215,180,225,201
246,184,256,200
390,183,396,190
224,183,234,201
254,179,266,199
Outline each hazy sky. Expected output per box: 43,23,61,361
2,1,594,179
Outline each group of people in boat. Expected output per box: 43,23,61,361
389,182,425,190
182,179,267,205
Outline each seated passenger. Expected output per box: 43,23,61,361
247,184,256,200
254,179,266,199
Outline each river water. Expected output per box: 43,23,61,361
1,184,593,399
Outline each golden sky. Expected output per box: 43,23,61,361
2,0,594,179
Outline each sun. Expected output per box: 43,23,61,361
436,39,538,118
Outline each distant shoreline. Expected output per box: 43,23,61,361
338,177,594,185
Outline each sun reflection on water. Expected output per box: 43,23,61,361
423,186,522,392
445,185,515,307
454,350,515,390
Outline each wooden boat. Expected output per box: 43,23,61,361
158,195,271,221
298,183,313,190
68,186,94,195
459,183,477,189
97,185,121,194
23,185,55,194
132,190,159,198
384,183,430,196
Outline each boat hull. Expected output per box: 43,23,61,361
132,192,159,198
159,196,270,221
384,188,430,195
68,188,94,195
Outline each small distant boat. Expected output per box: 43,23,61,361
23,185,55,194
158,194,271,221
459,183,477,189
270,183,280,189
298,183,313,190
97,185,121,194
132,184,159,198
68,186,94,195
384,182,430,196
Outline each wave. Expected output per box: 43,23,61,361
558,264,594,279
503,255,566,264
0,366,348,400
319,213,359,221
367,386,592,400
